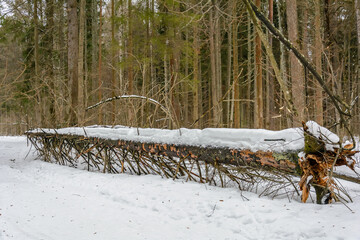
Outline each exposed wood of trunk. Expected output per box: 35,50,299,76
27,132,300,175
67,0,79,126
314,0,323,125
78,0,85,125
254,0,263,129
286,0,304,125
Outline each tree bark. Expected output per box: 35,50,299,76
266,0,274,129
111,0,116,124
192,22,200,128
78,0,85,125
45,0,55,126
255,0,263,129
314,0,323,125
209,5,218,127
67,0,79,126
127,0,134,125
286,0,304,125
233,0,240,128
98,0,103,124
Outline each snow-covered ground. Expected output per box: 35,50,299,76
1,136,360,240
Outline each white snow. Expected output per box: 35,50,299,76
30,126,305,152
1,136,360,240
305,121,340,151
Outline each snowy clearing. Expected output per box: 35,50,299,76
1,136,360,240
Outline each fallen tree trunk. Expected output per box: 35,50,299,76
26,131,301,198
26,127,359,202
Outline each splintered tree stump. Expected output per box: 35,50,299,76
299,122,358,204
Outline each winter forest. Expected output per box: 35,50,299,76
2,0,360,239
0,0,359,134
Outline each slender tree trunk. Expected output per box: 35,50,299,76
78,0,85,125
302,0,309,120
255,0,263,128
286,0,304,126
91,0,98,104
215,0,222,126
209,5,218,127
67,0,79,126
127,0,134,125
314,0,323,125
247,10,253,128
34,0,39,79
57,0,66,123
111,0,116,124
193,22,200,128
266,0,274,129
45,0,55,126
233,0,239,128
277,0,289,128
355,0,360,77
355,0,360,130
34,0,43,126
98,0,103,124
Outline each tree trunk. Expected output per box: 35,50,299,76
277,0,289,128
45,0,55,126
193,23,200,128
255,0,263,129
215,0,223,126
209,5,218,127
233,0,239,128
127,0,134,125
111,0,116,124
314,0,323,126
355,0,360,131
67,0,79,126
98,0,103,124
247,10,253,128
266,0,274,129
286,0,304,125
78,0,85,125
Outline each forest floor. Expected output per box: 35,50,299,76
1,136,360,240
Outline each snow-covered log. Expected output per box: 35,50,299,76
26,124,359,202
26,129,302,198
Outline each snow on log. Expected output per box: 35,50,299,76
26,123,359,202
